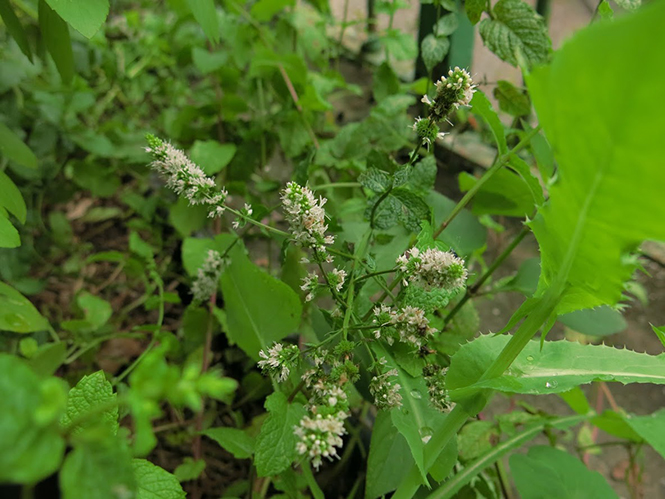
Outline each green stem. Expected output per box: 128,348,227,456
433,125,541,239
302,463,325,499
442,225,529,329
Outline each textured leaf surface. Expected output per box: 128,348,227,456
447,335,665,399
221,250,302,360
44,0,109,38
61,370,118,435
133,459,186,499
479,0,550,67
526,3,665,314
465,0,486,24
0,354,66,483
421,34,450,73
254,392,305,477
510,446,617,499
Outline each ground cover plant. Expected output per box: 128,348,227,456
1,0,665,497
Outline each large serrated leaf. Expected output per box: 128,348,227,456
254,392,305,477
133,459,186,499
526,2,665,315
479,0,550,68
447,335,665,399
60,371,118,435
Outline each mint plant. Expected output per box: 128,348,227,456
1,0,664,498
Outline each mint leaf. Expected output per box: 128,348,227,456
255,392,305,477
61,370,118,435
0,281,49,333
133,459,186,499
44,0,109,38
203,427,255,459
465,0,486,24
421,34,450,74
479,0,550,67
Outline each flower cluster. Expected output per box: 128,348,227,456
295,345,358,470
421,67,476,123
146,134,228,218
369,360,402,410
423,365,453,413
373,304,436,348
191,250,225,302
281,182,335,255
257,342,300,382
232,203,253,229
412,116,446,150
397,247,468,292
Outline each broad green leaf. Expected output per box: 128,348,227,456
39,0,74,83
558,306,626,337
421,34,450,74
173,457,205,482
510,446,617,499
254,392,305,477
181,234,238,277
479,0,550,68
251,0,294,21
365,411,413,499
0,354,66,483
60,437,136,499
373,62,400,102
622,410,665,460
428,192,487,257
0,213,19,248
190,140,236,175
459,169,535,217
447,335,665,399
186,0,219,43
60,371,118,435
359,167,391,193
428,415,586,499
470,91,506,155
0,0,33,60
77,291,112,330
457,421,498,461
44,0,109,38
221,248,302,360
204,427,255,459
381,29,418,61
0,281,49,333
526,3,665,315
26,342,67,377
191,46,228,74
169,197,208,237
465,0,486,24
435,13,458,36
0,122,37,169
133,459,186,499
493,80,530,117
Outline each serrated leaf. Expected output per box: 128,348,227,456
447,335,665,400
0,281,49,333
221,250,302,360
0,122,37,169
0,354,66,483
359,167,391,193
465,0,486,24
421,34,450,73
493,80,531,117
60,371,118,435
526,3,665,315
133,459,186,499
60,437,136,499
39,0,74,83
254,392,305,477
0,0,33,60
44,0,109,38
203,427,255,459
186,0,219,43
479,0,550,68
510,446,617,499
